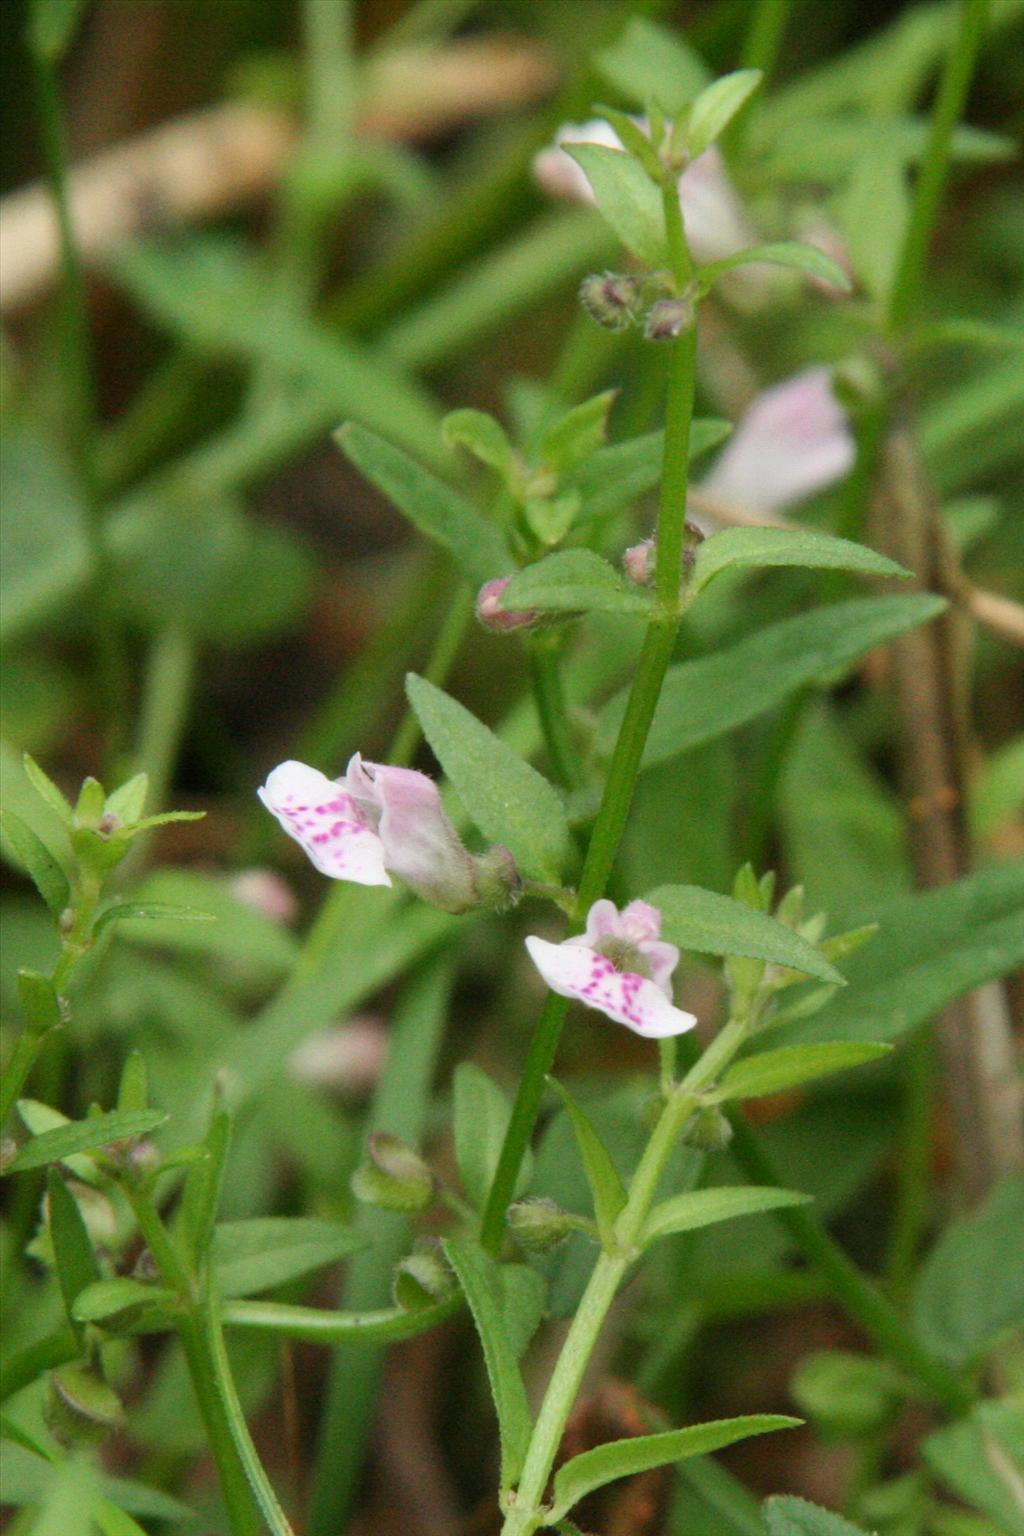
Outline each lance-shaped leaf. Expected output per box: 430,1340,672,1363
764,1495,873,1536
0,810,69,914
211,1217,366,1298
407,674,572,881
442,409,516,479
504,550,656,617
73,1277,177,1328
691,528,907,596
8,1107,167,1173
685,69,762,157
641,1185,810,1246
47,1169,101,1343
549,1414,800,1522
565,144,667,266
338,423,509,586
599,594,947,770
548,1078,626,1242
715,1042,892,1102
443,1237,534,1492
94,901,215,937
16,969,62,1031
22,753,73,823
699,241,852,293
647,886,843,983
453,1064,532,1212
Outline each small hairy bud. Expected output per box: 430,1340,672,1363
579,271,641,330
682,1105,734,1151
622,538,655,586
472,843,523,911
44,1364,123,1447
475,576,542,634
508,1197,573,1251
644,296,695,341
351,1132,435,1212
393,1237,456,1311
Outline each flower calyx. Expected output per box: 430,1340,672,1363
351,1132,435,1213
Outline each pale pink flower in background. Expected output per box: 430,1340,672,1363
533,120,755,265
230,868,298,925
525,898,697,1038
699,368,855,515
290,1017,388,1095
258,755,479,912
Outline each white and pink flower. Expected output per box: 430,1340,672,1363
258,755,480,913
699,367,855,515
525,899,697,1038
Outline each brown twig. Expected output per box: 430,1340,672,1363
0,38,556,314
873,424,1023,1205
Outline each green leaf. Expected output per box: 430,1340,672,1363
548,1078,626,1242
647,886,844,983
116,1051,148,1113
763,1494,873,1536
0,810,69,914
453,1064,531,1212
840,147,910,304
7,1107,167,1173
642,1186,810,1246
211,1217,366,1298
16,968,62,1031
565,144,667,266
442,409,516,479
94,900,215,937
716,1043,892,1102
699,241,852,293
549,1415,800,1522
72,1277,176,1326
779,861,1024,1047
177,1105,231,1270
571,420,730,520
790,1350,904,1440
691,528,906,596
913,1174,1024,1368
498,1261,548,1361
406,674,572,881
110,869,297,983
686,70,763,157
599,594,948,770
338,422,509,586
541,391,617,475
922,1402,1024,1536
504,550,655,617
443,1237,534,1491
22,754,72,823
47,1168,102,1341
103,773,149,824
596,17,710,114
0,428,93,644
92,1501,153,1536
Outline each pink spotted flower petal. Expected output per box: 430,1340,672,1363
257,761,390,886
525,899,696,1039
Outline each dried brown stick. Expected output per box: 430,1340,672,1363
0,38,556,314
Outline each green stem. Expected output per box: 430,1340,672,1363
133,627,196,816
529,637,582,789
503,1023,748,1535
741,0,794,74
884,1029,937,1305
0,1030,47,1130
482,310,699,1253
123,1183,267,1535
726,1111,973,1415
887,0,991,333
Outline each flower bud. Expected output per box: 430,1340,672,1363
682,1105,734,1151
393,1237,456,1311
622,538,655,587
508,1196,573,1251
579,271,642,330
644,296,695,341
475,576,542,634
351,1132,435,1212
44,1363,123,1447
